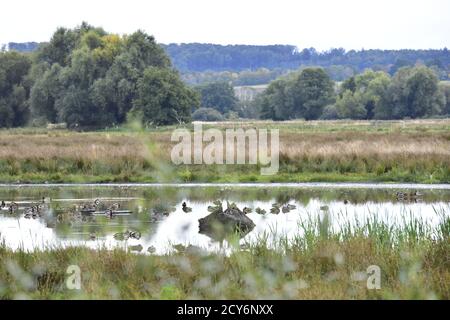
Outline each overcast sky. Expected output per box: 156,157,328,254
1,0,449,50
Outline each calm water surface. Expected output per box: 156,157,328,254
0,183,449,254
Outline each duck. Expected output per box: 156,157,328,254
270,203,280,214
396,191,423,201
243,207,252,214
8,202,18,214
109,203,120,211
281,204,296,213
128,230,141,240
1,201,5,209
255,207,266,215
182,202,192,213
286,204,296,210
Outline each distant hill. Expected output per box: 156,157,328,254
5,42,450,81
161,43,449,76
7,42,41,52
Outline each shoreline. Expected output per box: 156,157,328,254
0,182,449,189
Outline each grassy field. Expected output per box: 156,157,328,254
1,210,448,299
0,119,449,184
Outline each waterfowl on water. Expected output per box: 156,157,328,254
396,191,423,201
105,203,120,217
182,202,192,213
281,204,296,213
270,203,280,214
1,201,5,208
8,202,18,214
243,207,252,214
105,209,114,218
255,207,266,215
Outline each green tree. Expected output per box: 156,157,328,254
258,79,290,120
439,83,450,115
192,107,224,121
382,66,444,119
289,68,335,120
0,51,31,127
195,82,238,114
30,64,62,123
132,67,199,126
29,24,191,128
336,90,367,119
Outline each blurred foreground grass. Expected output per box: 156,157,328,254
1,209,448,299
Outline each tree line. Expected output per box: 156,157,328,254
256,66,449,120
163,44,450,80
1,24,449,128
8,42,450,83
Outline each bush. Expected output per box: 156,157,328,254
320,105,339,120
192,107,224,121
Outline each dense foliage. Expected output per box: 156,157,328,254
0,51,31,127
194,82,238,114
259,68,335,120
257,66,447,120
1,29,449,126
3,23,199,129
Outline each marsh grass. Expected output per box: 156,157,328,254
0,209,448,299
0,119,449,183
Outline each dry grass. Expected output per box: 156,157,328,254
0,119,449,183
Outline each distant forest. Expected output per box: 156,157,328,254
5,42,450,84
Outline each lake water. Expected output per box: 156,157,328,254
0,183,449,254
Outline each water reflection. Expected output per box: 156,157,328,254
0,185,448,254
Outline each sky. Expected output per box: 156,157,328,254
1,0,449,50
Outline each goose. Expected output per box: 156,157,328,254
182,202,192,213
